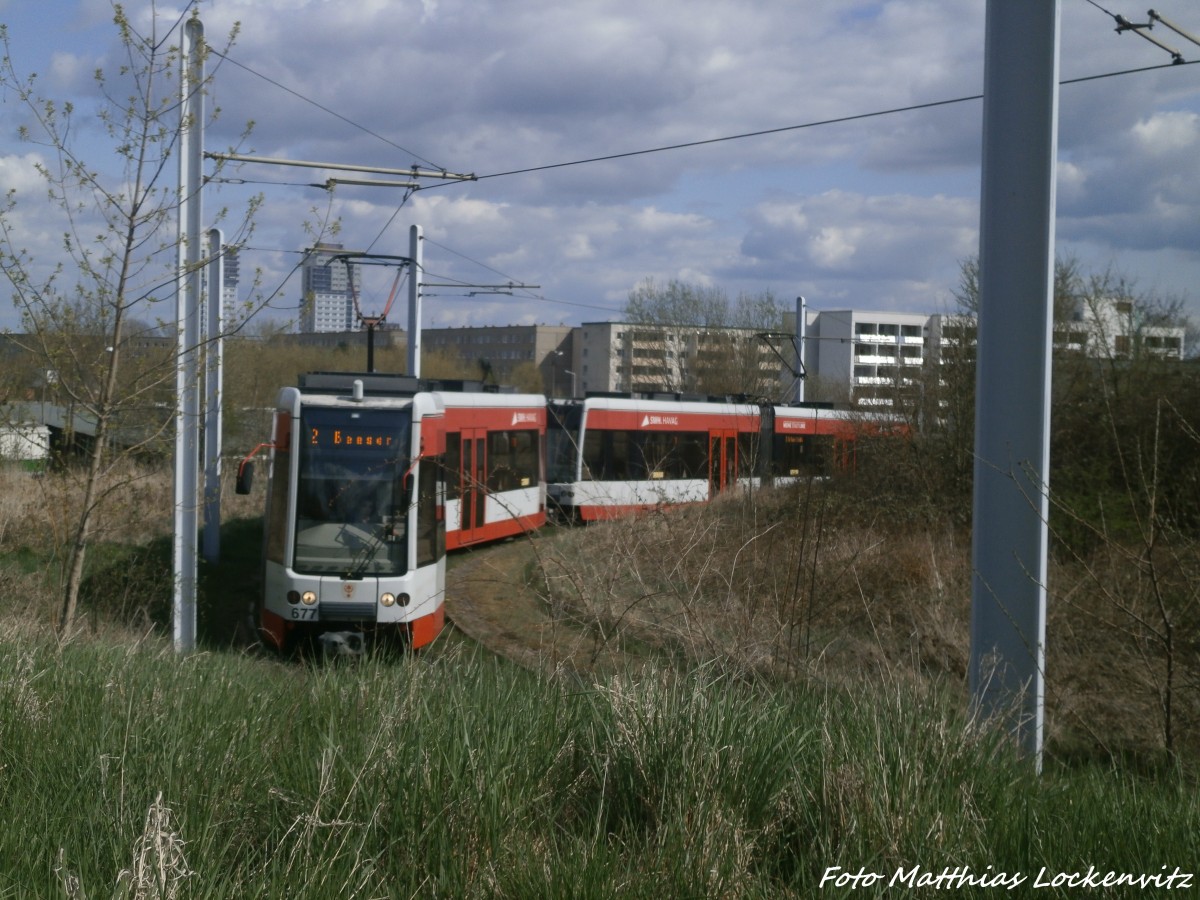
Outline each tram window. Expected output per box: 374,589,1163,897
582,429,630,480
547,404,582,482
445,432,461,499
738,433,760,478
634,432,668,478
416,458,444,566
486,429,538,492
511,430,538,485
677,432,707,478
583,429,716,481
292,408,410,576
772,433,835,477
265,446,291,564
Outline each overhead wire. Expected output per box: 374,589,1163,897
422,59,1197,187
207,16,1199,321
208,48,446,171
420,238,624,316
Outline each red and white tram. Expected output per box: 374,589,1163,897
237,373,545,653
441,392,546,550
546,395,880,521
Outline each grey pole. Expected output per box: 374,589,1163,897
970,0,1060,769
173,16,204,652
794,296,806,404
407,224,423,377
202,227,224,564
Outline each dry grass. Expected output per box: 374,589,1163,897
535,485,973,688
0,462,265,636
3,457,1195,764
531,481,1199,764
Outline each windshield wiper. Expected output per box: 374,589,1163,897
337,523,388,580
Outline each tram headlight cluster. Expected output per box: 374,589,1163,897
380,592,411,608
287,590,318,605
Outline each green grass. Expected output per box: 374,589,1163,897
0,637,1196,898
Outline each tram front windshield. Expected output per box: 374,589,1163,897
294,406,412,576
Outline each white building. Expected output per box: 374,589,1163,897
1075,297,1185,360
926,298,1188,365
806,310,930,407
299,243,360,334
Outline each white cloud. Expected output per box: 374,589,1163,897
0,0,1198,334
1132,111,1200,155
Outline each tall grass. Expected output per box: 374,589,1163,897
2,458,1198,894
0,464,263,635
534,486,972,686
1,635,1196,898
531,481,1197,765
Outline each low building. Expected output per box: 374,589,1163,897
422,324,573,394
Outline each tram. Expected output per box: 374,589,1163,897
237,372,896,651
545,395,881,521
236,372,545,653
441,392,546,550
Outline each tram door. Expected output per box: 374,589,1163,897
708,430,738,497
457,428,488,542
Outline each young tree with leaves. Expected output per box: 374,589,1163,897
0,6,256,638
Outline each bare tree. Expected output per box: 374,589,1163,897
622,279,785,396
0,6,255,638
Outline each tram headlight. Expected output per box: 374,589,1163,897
287,590,300,605
301,591,317,606
397,592,411,608
380,593,396,607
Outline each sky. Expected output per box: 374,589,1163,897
1,0,1199,336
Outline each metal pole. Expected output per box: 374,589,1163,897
203,227,224,564
174,16,204,652
970,0,1060,770
795,296,806,404
407,224,423,377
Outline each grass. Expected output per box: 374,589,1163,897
531,484,1200,766
1,636,1196,898
2,467,1199,895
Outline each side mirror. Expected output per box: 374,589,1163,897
236,460,255,495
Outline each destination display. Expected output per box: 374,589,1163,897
308,426,396,450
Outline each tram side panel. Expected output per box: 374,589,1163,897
547,398,761,521
440,394,547,549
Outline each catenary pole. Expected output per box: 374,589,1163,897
173,16,204,652
203,227,224,564
794,296,806,404
408,224,423,377
970,0,1060,770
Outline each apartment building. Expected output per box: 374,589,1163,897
926,298,1187,364
805,310,930,407
574,321,783,398
1074,297,1185,360
299,242,360,334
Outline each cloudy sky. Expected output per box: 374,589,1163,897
1,0,1199,336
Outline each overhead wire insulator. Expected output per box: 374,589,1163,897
1115,12,1185,63
1148,9,1200,48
